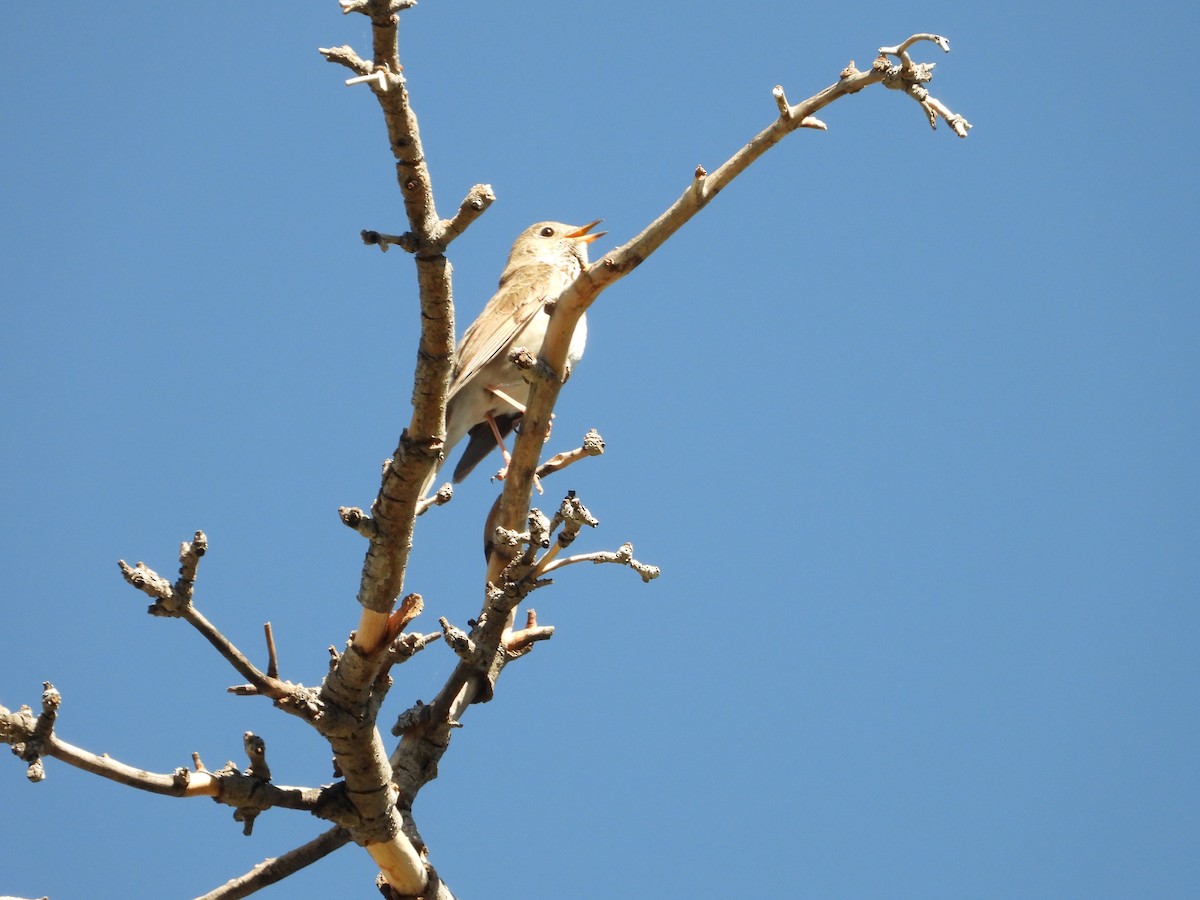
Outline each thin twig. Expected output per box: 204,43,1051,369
535,428,606,479
537,543,661,582
264,622,279,680
194,826,352,900
0,701,323,807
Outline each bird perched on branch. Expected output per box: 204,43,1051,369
426,219,605,495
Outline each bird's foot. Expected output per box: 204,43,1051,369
491,463,543,494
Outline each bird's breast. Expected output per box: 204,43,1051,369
568,312,587,369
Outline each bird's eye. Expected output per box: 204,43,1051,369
540,226,555,237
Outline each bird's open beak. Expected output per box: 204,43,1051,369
567,219,607,243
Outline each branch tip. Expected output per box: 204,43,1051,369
340,0,418,16
319,45,372,77
264,622,279,680
878,34,951,62
345,70,390,91
436,183,495,248
537,540,661,582
243,731,272,784
438,617,472,655
385,594,425,643
772,84,791,118
388,630,440,665
360,230,418,253
416,483,453,516
534,428,606,482
339,505,378,537
504,608,555,654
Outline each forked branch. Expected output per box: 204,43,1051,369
489,33,972,559
407,39,972,794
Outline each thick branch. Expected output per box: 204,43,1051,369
325,62,452,630
320,6,459,894
321,0,472,646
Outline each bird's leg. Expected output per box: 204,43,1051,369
485,386,544,494
488,386,527,416
487,386,558,441
486,412,514,470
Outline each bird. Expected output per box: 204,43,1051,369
425,220,605,495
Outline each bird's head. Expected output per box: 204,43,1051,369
504,220,606,274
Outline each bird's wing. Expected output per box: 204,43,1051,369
448,263,561,401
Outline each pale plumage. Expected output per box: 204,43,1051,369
429,220,603,493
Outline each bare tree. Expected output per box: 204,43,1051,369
0,3,970,897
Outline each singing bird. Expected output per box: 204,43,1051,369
427,220,605,494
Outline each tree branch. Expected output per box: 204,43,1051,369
316,6,461,893
536,542,661,582
319,32,452,641
504,35,972,527
0,697,323,811
410,34,972,734
194,827,353,900
117,540,324,722
8,14,971,898
535,427,607,479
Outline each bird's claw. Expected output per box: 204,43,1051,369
491,464,543,495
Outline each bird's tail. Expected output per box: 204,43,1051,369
452,414,520,483
419,412,522,501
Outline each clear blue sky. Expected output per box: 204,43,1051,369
3,3,1197,898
